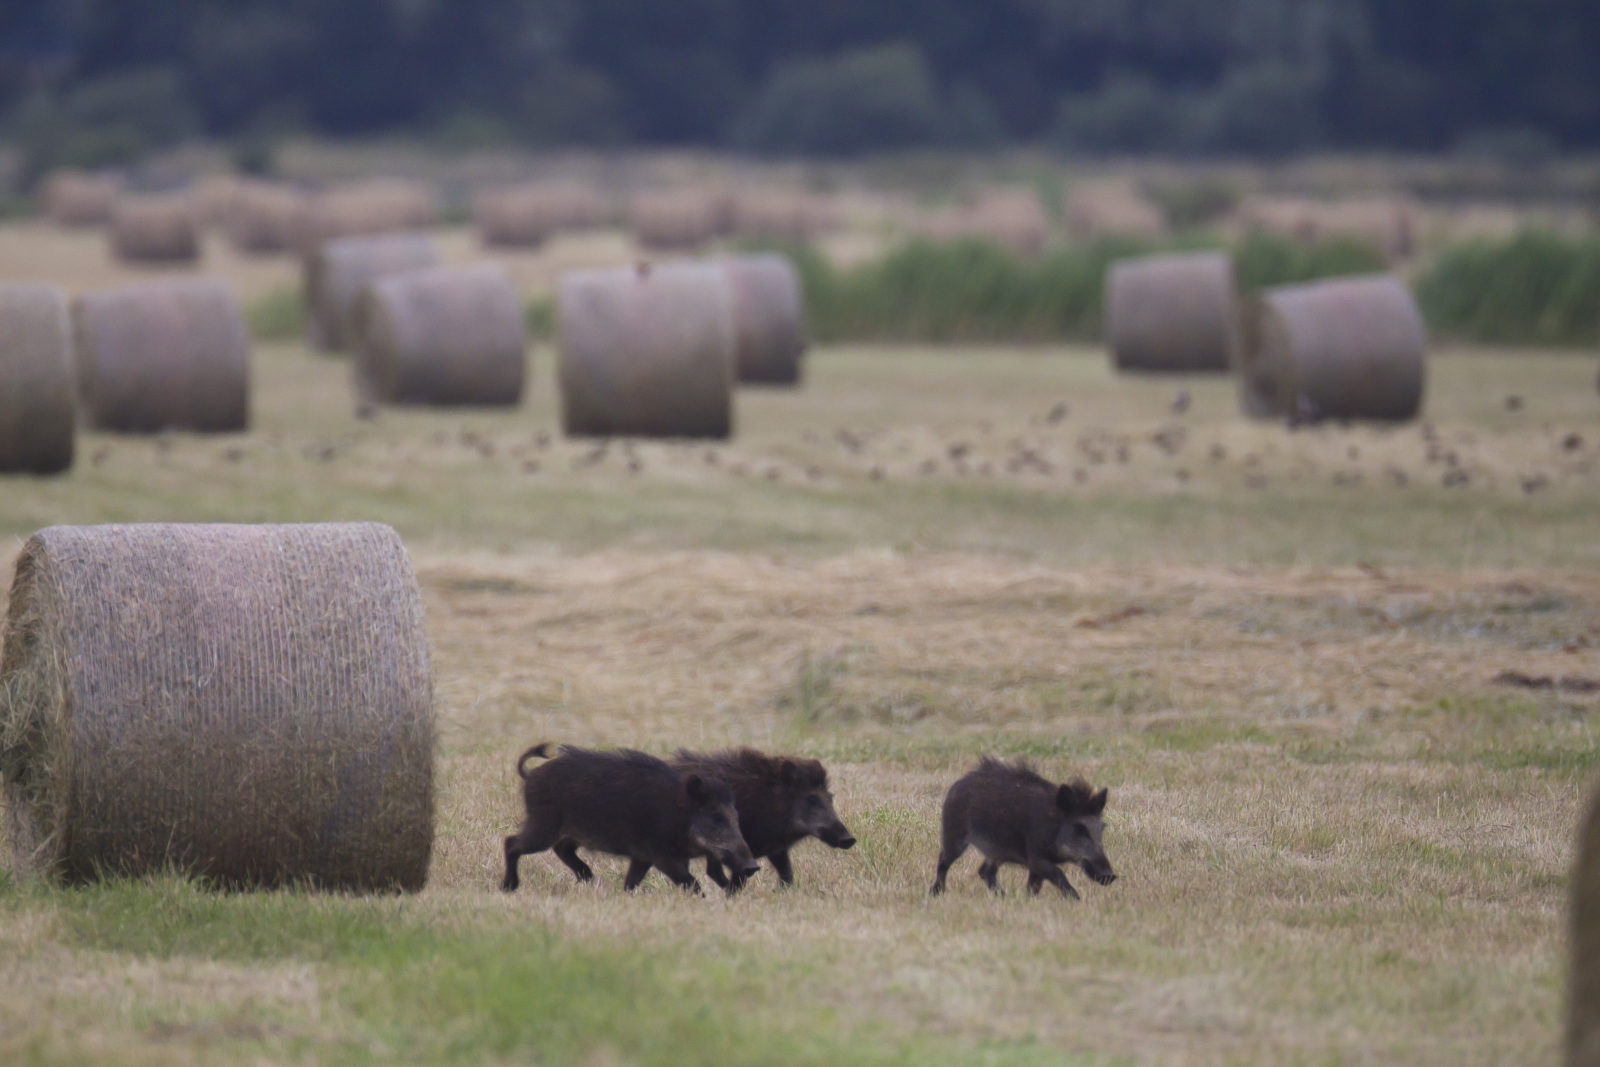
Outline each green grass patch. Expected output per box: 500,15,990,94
1415,229,1600,347
245,283,305,343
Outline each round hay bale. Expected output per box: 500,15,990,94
1237,275,1426,421
303,232,439,353
629,190,719,251
732,189,834,244
74,278,251,434
1065,184,1166,241
557,262,734,438
353,264,526,407
109,195,200,264
1235,196,1323,244
474,186,560,249
1106,251,1238,375
719,254,806,385
0,522,433,891
0,285,75,475
968,190,1050,258
1571,783,1600,1066
297,180,437,252
190,174,245,229
39,171,119,227
227,182,309,255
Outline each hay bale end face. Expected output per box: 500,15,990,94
354,263,527,407
1106,251,1238,375
558,262,734,438
0,285,75,474
74,278,251,434
1238,275,1426,421
0,522,434,891
719,254,806,385
1571,784,1600,1066
304,232,439,353
109,195,200,264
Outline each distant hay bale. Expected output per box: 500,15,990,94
1237,275,1426,421
558,262,734,438
629,190,719,251
1106,251,1238,374
719,254,806,385
190,174,244,229
227,182,308,255
109,195,200,264
0,522,433,891
1235,196,1322,244
732,189,835,244
0,285,75,475
353,263,526,407
1065,184,1166,241
303,232,439,353
39,171,119,227
1237,196,1417,262
1571,783,1600,1067
74,278,250,433
298,179,437,252
968,190,1050,258
475,182,613,247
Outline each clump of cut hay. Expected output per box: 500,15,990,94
1571,784,1600,1067
1237,275,1426,421
719,253,806,385
558,261,735,438
74,278,251,433
303,232,439,352
353,263,526,407
297,179,437,252
1065,183,1166,241
226,181,309,256
109,195,200,264
0,522,434,891
629,190,720,251
0,284,75,474
1106,251,1238,374
38,171,119,227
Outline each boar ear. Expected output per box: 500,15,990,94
684,774,710,803
1055,784,1076,812
779,759,800,785
1089,788,1108,815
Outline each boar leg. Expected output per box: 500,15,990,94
1027,862,1080,901
653,858,704,895
704,858,732,890
930,837,969,896
501,813,562,892
768,849,795,887
623,858,654,891
552,838,594,883
977,860,1002,894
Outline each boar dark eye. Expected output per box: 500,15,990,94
806,796,823,809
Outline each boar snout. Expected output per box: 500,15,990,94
822,826,856,850
739,859,762,880
1088,862,1117,886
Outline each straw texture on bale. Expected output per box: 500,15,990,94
40,172,119,227
304,232,438,352
353,264,526,407
1106,251,1238,374
629,190,720,251
1237,275,1426,421
74,279,250,433
0,285,75,474
1571,783,1600,1067
719,254,806,385
558,263,734,438
109,195,200,264
227,182,308,255
0,522,433,891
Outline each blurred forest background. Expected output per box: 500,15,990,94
2,0,1598,179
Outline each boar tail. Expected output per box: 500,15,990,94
516,743,556,779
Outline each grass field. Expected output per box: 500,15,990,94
3,228,1600,1064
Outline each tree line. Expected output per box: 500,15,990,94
1,0,1596,175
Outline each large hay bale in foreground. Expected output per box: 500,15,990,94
304,232,438,352
1106,251,1237,374
109,195,200,264
719,254,806,385
39,171,119,227
1237,276,1426,421
0,522,433,890
0,285,75,474
354,263,526,407
74,279,250,433
1571,784,1600,1066
629,190,719,251
227,182,309,255
558,263,734,438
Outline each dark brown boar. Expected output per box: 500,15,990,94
671,748,855,893
930,757,1116,900
501,743,759,894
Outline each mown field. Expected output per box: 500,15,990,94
3,225,1600,1064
